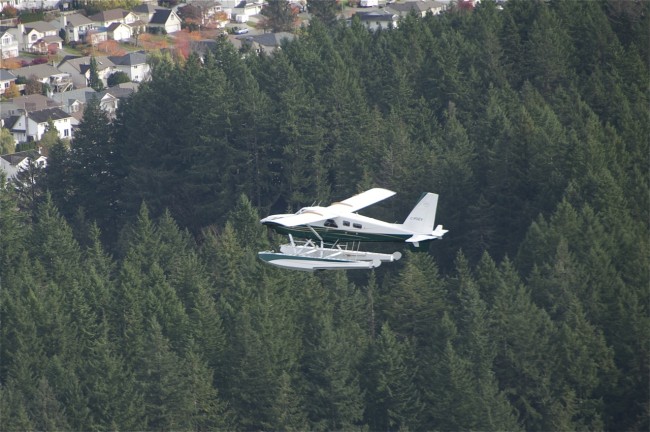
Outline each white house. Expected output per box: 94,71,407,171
106,22,132,41
386,0,447,17
51,13,96,43
0,150,47,181
0,69,16,95
0,26,19,59
148,9,182,34
89,8,140,28
10,21,62,53
108,51,150,82
353,10,399,31
231,0,265,23
0,0,59,10
4,107,73,143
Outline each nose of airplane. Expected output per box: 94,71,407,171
260,214,290,226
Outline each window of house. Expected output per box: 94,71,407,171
64,129,69,137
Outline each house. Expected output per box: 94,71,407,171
0,26,19,59
84,28,109,46
11,64,73,93
89,8,140,28
50,87,103,121
93,90,121,117
108,51,150,83
0,0,59,10
385,0,447,18
231,0,265,23
148,9,182,34
57,55,117,89
179,1,224,26
4,107,73,143
51,85,136,121
239,32,295,55
106,22,132,41
100,87,136,117
10,21,62,53
51,13,96,43
353,10,399,31
0,69,16,95
132,3,167,22
0,150,47,181
30,34,63,55
1,94,62,119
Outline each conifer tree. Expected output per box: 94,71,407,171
88,56,104,91
299,305,365,430
68,96,121,236
380,251,447,348
363,323,423,431
0,174,27,272
307,0,340,28
488,257,557,430
260,0,299,33
138,318,193,430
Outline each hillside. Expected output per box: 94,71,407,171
1,0,648,430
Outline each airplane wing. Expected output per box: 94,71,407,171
264,188,396,227
327,188,396,213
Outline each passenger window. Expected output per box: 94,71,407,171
342,221,350,227
353,223,362,229
324,219,338,228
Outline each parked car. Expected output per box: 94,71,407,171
233,27,249,35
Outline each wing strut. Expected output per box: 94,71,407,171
307,225,324,247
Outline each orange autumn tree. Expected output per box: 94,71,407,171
97,39,126,56
2,58,22,69
3,82,20,99
138,33,169,52
173,29,202,60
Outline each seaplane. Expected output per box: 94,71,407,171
258,188,448,271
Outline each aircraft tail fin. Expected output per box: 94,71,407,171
402,192,439,233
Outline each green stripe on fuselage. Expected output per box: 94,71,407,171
271,225,410,243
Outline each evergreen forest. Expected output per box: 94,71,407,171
1,0,648,430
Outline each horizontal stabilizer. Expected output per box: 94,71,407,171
433,225,448,237
405,226,448,244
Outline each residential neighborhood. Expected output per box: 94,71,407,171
0,0,454,178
